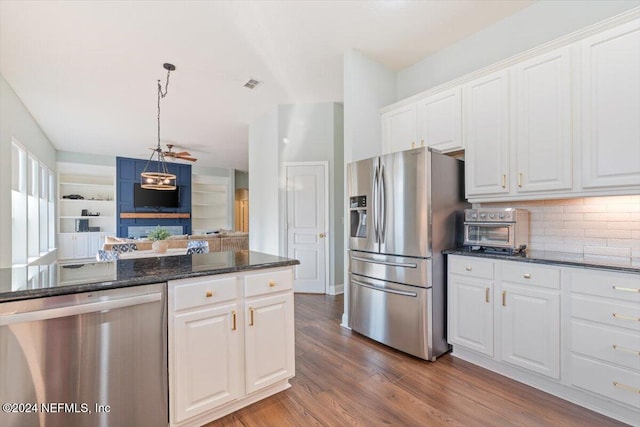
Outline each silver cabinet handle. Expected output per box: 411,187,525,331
351,279,417,297
466,266,472,271
524,273,531,279
0,293,162,326
351,256,417,268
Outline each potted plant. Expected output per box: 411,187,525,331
148,225,171,254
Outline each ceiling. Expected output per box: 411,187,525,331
0,0,533,171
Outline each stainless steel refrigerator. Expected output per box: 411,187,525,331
348,147,468,360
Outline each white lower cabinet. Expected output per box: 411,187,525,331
500,282,560,379
447,255,640,425
245,293,295,394
168,267,295,427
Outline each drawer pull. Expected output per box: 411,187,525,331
613,381,640,394
612,313,640,321
485,287,490,303
465,266,472,271
206,291,214,298
612,285,640,293
523,273,531,279
518,172,523,187
502,290,506,307
269,280,276,288
231,311,237,331
501,174,506,189
249,307,254,326
613,344,640,356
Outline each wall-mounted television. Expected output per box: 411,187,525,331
133,183,180,208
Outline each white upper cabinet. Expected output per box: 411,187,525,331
416,87,463,152
581,19,640,189
514,46,573,193
464,70,510,197
381,104,417,154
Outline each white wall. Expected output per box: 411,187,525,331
248,108,280,255
397,0,639,99
277,102,344,292
0,74,57,268
342,49,396,325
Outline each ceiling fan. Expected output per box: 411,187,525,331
162,144,198,162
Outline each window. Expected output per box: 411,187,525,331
11,139,56,266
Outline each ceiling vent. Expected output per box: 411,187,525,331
243,79,262,89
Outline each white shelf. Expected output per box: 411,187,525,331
59,216,114,219
60,182,113,188
59,198,113,202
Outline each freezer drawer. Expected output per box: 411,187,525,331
349,273,431,359
350,251,430,288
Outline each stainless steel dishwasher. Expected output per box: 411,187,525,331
0,283,168,427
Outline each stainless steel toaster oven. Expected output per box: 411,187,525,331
463,208,529,253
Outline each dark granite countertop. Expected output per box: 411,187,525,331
443,247,639,274
0,251,299,303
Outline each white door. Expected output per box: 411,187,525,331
245,293,295,394
381,104,417,154
286,164,327,294
464,70,511,197
417,87,463,152
581,19,640,189
448,275,494,357
515,46,573,193
500,283,560,379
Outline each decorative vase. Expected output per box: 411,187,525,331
152,240,169,254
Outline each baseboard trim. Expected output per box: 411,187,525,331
328,283,344,295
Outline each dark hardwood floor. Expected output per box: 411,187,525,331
207,294,624,427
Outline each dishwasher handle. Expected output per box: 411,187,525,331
351,278,417,297
0,292,162,326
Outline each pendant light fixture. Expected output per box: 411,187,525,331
141,63,177,190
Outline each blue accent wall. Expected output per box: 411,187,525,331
116,156,192,237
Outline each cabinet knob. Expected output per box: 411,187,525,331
466,266,472,271
411,141,416,148
319,232,326,238
206,291,214,298
420,139,425,147
269,280,276,288
523,273,531,279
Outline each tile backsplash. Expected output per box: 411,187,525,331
480,195,640,267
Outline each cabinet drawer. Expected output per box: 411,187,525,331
501,263,560,289
569,268,640,303
572,321,640,372
571,354,640,409
245,269,293,298
571,295,640,332
173,277,237,311
449,256,494,279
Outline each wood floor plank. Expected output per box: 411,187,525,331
204,294,626,427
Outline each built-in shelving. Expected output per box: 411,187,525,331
191,175,231,234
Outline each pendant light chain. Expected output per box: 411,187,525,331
141,63,178,190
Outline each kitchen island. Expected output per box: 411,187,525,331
0,251,299,427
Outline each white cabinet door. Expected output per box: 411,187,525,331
381,104,417,154
464,70,510,197
448,275,494,357
515,46,573,193
173,303,240,423
74,234,89,258
57,234,75,259
416,87,463,152
581,19,640,189
500,283,560,379
245,293,295,394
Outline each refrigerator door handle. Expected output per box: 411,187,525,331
380,164,387,243
351,278,418,297
351,256,418,269
372,164,379,243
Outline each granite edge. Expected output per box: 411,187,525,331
443,249,639,274
0,258,300,303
